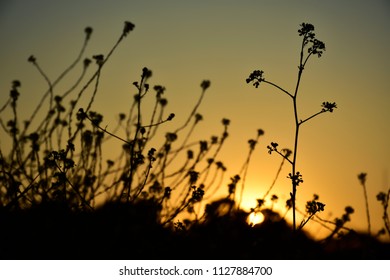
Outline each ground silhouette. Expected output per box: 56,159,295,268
1,199,389,260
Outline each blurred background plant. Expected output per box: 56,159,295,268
376,187,390,237
0,22,236,226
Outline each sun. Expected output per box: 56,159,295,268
247,211,265,226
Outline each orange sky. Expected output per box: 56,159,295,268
1,0,389,240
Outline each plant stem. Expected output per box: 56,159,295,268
290,35,306,233
362,181,371,235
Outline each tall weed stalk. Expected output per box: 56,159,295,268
247,23,336,232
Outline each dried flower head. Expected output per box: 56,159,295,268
167,113,175,121
142,67,152,79
84,26,93,39
288,171,304,186
321,101,337,112
248,139,257,150
12,80,21,89
28,55,36,63
92,54,104,65
201,80,211,90
222,118,230,126
123,21,135,36
298,22,315,37
195,113,203,123
246,70,264,88
83,58,92,68
358,172,367,185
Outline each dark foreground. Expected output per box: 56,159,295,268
1,201,389,260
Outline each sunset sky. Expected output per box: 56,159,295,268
1,0,389,240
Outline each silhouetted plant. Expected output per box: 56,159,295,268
358,172,371,235
248,147,292,222
247,22,336,232
298,194,325,230
0,21,229,222
236,129,264,209
322,206,355,241
376,188,390,237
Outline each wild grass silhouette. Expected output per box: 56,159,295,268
0,21,389,260
247,23,334,232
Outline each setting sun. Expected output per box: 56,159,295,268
247,211,265,227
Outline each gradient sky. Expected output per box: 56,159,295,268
1,0,389,240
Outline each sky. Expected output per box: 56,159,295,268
0,0,389,240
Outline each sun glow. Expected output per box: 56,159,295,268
247,211,265,226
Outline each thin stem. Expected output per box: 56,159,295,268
300,110,326,125
298,213,315,230
132,159,154,200
262,157,286,200
166,120,198,166
383,189,390,236
54,162,93,210
0,97,11,114
237,134,261,209
273,150,293,165
84,67,102,115
123,73,148,201
362,181,371,235
84,113,131,145
290,33,311,233
23,33,90,136
263,80,293,98
174,87,207,134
